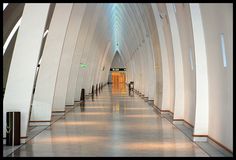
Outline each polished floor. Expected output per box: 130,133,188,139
8,83,209,157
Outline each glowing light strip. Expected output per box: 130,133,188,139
3,17,22,55
220,33,227,67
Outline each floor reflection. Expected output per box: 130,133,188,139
80,102,85,112
112,83,126,95
8,84,209,157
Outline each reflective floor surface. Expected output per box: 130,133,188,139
7,83,209,157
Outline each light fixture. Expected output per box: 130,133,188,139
220,33,227,67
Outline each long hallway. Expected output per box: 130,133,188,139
8,83,209,157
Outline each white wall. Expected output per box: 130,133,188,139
175,4,196,126
3,3,50,138
66,4,97,101
52,4,86,110
200,3,233,152
3,3,232,153
156,4,175,112
110,52,125,68
31,4,73,120
166,3,185,120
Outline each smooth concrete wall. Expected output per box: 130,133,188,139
148,4,165,109
110,52,125,68
4,3,232,152
166,3,185,120
158,4,175,113
200,3,233,152
52,4,86,110
3,3,50,138
31,4,73,120
145,38,156,100
93,41,108,87
190,3,209,139
97,42,111,84
77,5,102,96
151,4,171,109
141,5,158,101
69,5,94,101
89,11,110,90
149,18,163,108
175,4,196,126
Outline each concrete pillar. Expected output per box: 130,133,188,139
190,3,209,141
66,4,98,104
98,42,111,84
52,4,86,111
30,3,73,124
152,4,171,109
166,3,185,120
77,6,103,97
3,3,50,139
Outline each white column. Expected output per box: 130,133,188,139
93,42,109,88
102,47,113,84
52,4,86,110
66,4,98,104
190,4,209,141
145,38,156,101
98,42,111,83
152,4,170,109
30,4,73,123
166,4,185,120
139,44,149,97
76,6,103,97
3,3,50,138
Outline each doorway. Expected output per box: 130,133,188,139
112,71,126,84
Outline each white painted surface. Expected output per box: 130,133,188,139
66,4,98,103
174,4,196,126
110,52,125,68
145,38,156,100
52,4,86,111
79,6,104,96
166,3,185,119
31,4,73,121
66,6,92,102
3,3,50,138
3,3,232,153
199,3,233,151
190,3,209,135
151,4,170,109
98,42,111,83
159,4,175,113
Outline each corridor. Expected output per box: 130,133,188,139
8,84,209,157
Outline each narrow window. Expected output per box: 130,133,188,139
220,33,227,67
189,48,194,70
